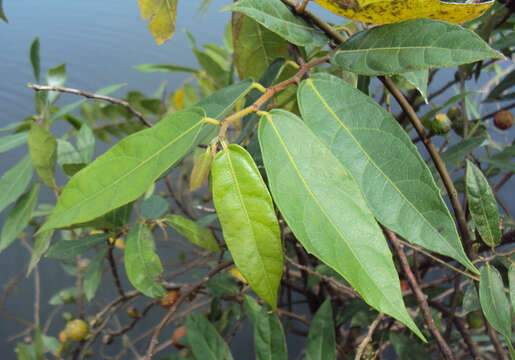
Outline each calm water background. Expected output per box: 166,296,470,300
0,1,514,359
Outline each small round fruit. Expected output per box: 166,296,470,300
431,113,452,134
65,319,89,341
127,306,138,319
102,334,114,345
493,110,514,130
467,311,484,329
447,106,463,123
172,326,187,350
160,290,181,308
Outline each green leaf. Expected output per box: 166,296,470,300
27,230,54,276
306,300,336,360
462,283,480,315
331,19,502,76
395,70,428,103
77,124,95,163
46,63,66,105
258,110,423,339
298,74,476,273
232,13,290,81
30,37,41,83
138,0,178,45
83,247,107,301
190,148,214,191
39,108,207,233
0,155,34,214
197,79,253,120
45,233,109,259
465,160,501,247
484,145,515,172
0,183,40,254
165,215,220,253
0,132,29,154
15,343,32,360
186,314,234,360
134,64,198,73
390,332,430,360
0,0,7,22
224,0,327,47
28,123,57,188
212,144,282,309
440,135,488,165
509,264,515,314
140,195,168,219
479,264,512,339
194,48,230,88
244,296,287,360
485,68,515,102
124,224,166,298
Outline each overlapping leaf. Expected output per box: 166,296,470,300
314,0,494,24
331,19,502,76
138,0,178,45
298,74,476,273
186,314,234,360
0,132,28,154
45,233,109,259
28,123,57,188
306,300,336,360
38,108,207,233
212,144,283,309
84,248,107,301
165,215,220,253
0,155,33,214
258,110,423,339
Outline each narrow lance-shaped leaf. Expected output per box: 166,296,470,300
138,0,178,45
29,123,57,188
224,0,327,48
38,108,207,233
0,155,34,214
186,314,234,360
331,19,502,76
165,215,220,253
124,224,166,298
258,110,423,339
244,296,287,360
30,37,41,83
27,230,54,276
0,183,40,254
306,299,336,360
466,160,501,247
298,74,476,273
45,233,109,259
133,64,198,74
509,264,515,314
212,144,283,309
0,132,29,154
83,247,107,301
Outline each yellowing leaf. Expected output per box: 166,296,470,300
313,0,494,24
138,0,178,45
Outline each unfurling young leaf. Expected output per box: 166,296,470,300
212,144,283,309
138,0,178,45
165,215,220,253
28,123,57,188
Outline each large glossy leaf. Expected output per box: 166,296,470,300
27,230,54,276
258,110,423,339
0,183,40,254
38,108,207,233
244,296,287,360
298,74,476,273
165,215,220,253
465,160,501,247
138,0,178,45
212,144,282,309
306,299,336,360
28,123,57,188
83,247,107,301
224,0,327,47
232,13,290,81
479,265,512,344
314,0,494,24
45,233,109,259
331,19,502,76
186,314,234,360
0,132,29,154
0,155,33,214
124,224,166,298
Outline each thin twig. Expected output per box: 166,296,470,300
107,243,126,299
355,313,384,360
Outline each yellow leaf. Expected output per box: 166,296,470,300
229,268,248,283
138,0,178,45
313,0,494,24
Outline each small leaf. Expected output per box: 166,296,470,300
0,155,34,214
140,195,168,219
165,215,220,253
186,314,234,360
440,135,488,165
197,79,254,120
224,0,327,47
28,123,57,188
38,108,207,233
485,68,515,102
0,183,40,254
479,264,512,339
0,0,7,22
465,160,501,247
212,144,283,309
138,0,178,45
46,63,66,105
258,110,423,339
462,283,480,315
190,148,214,191
27,230,54,276
395,70,428,103
124,224,166,298
306,300,336,360
83,247,107,301
244,296,287,360
389,332,430,360
331,19,502,76
509,264,515,314
76,124,95,163
134,64,198,73
30,37,41,83
45,233,109,259
0,132,29,154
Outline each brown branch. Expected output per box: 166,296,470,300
386,229,455,360
107,243,126,299
27,83,153,128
